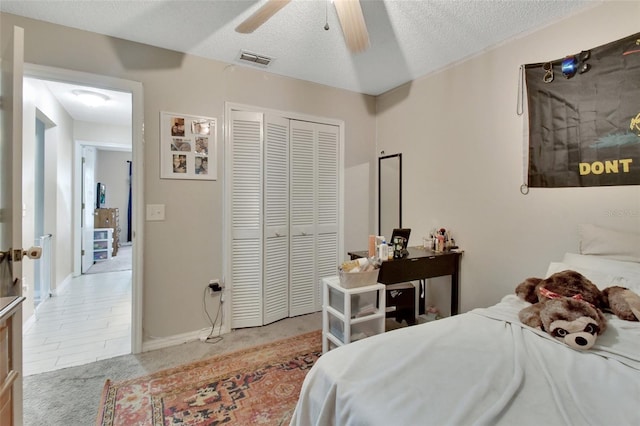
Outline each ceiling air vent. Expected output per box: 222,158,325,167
237,50,273,68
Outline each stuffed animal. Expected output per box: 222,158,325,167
516,270,640,351
516,270,607,351
602,286,640,322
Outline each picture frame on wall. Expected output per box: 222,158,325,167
160,111,217,180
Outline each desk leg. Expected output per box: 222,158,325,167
451,270,459,316
419,279,426,316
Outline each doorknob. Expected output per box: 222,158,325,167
0,246,42,262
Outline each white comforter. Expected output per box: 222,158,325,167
291,295,640,426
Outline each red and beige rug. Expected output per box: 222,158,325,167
96,330,321,426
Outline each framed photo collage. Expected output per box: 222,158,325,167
160,111,217,180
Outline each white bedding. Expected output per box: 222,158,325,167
291,294,640,426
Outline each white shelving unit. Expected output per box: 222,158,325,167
322,276,386,353
93,228,113,262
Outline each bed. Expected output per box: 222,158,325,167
291,252,640,426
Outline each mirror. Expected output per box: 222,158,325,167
378,153,402,240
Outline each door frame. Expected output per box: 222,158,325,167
80,145,96,273
24,63,144,353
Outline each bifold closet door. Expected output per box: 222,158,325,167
229,110,340,327
315,124,340,311
289,120,339,316
263,115,290,325
229,110,263,328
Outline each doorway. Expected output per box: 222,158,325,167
21,65,143,374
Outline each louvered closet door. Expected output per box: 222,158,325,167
263,115,290,324
315,124,340,311
230,111,264,328
289,120,340,316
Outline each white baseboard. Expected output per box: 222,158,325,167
23,273,74,331
52,273,72,296
142,325,225,352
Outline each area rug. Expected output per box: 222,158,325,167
96,330,321,426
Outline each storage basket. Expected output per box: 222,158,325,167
338,268,379,289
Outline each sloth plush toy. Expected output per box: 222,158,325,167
515,270,640,351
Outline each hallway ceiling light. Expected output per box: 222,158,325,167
72,89,110,107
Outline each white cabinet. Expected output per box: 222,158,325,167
93,228,112,262
322,276,386,353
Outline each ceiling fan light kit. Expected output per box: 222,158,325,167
235,0,370,54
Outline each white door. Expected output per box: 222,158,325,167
314,124,340,311
0,24,25,425
226,107,342,327
289,121,318,316
81,146,96,272
263,114,289,324
289,121,340,315
229,110,264,328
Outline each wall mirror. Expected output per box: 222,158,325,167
378,153,402,240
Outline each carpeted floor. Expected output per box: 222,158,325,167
23,312,321,426
85,244,132,274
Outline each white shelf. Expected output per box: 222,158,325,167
93,228,113,262
322,276,385,353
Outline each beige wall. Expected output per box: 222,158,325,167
376,1,640,314
6,2,637,340
1,12,377,340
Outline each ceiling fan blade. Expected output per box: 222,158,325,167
334,0,370,53
235,0,292,34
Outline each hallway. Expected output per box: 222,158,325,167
22,270,132,376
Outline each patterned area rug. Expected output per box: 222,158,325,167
96,330,321,426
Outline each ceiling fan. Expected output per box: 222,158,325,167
235,0,370,53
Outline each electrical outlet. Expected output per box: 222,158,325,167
208,279,222,294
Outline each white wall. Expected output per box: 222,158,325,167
75,121,131,149
22,78,74,320
376,1,640,315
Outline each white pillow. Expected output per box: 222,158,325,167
560,254,640,293
563,252,640,276
579,224,640,262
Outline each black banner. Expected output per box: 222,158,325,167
525,33,640,187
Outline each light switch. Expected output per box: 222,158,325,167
146,204,165,221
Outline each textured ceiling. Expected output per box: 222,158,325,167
1,0,598,96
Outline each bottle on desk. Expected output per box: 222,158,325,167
377,240,388,261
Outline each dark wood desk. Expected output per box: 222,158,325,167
348,247,463,316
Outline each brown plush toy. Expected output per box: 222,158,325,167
602,286,640,321
516,270,640,351
515,270,607,351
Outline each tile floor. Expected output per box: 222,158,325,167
23,270,132,376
